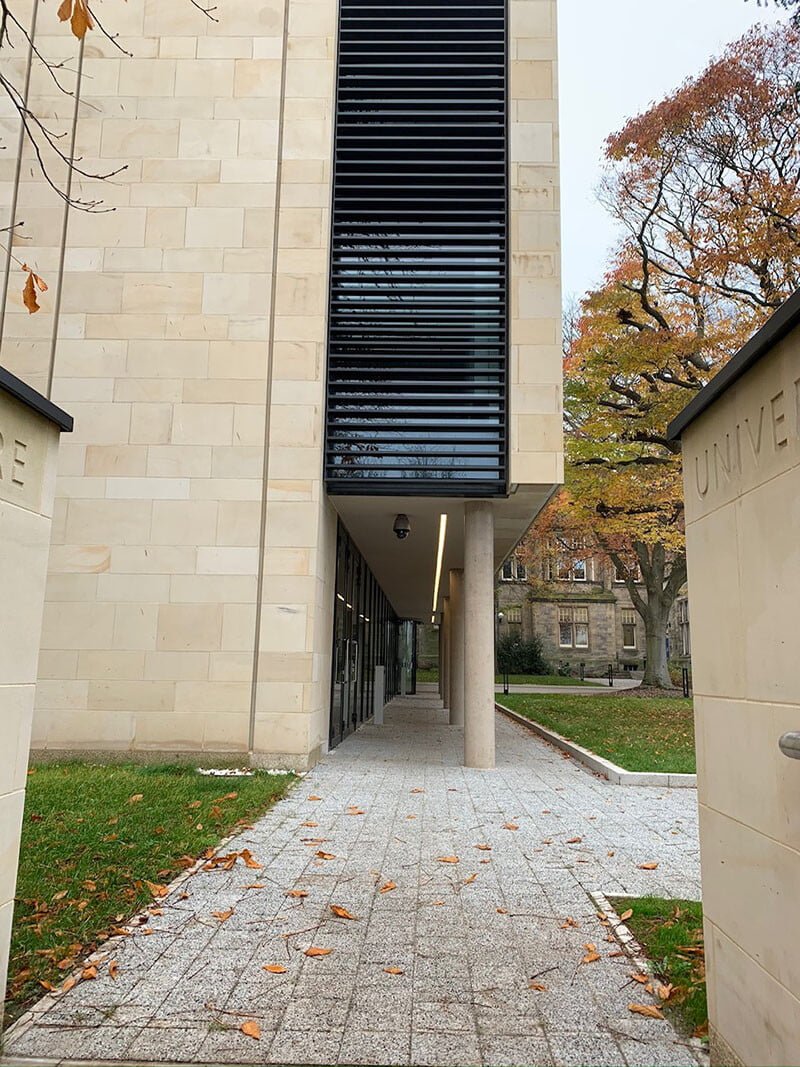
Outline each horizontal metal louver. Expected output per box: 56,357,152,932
324,0,508,496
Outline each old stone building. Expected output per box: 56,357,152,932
497,541,691,677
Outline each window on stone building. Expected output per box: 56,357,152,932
677,599,690,656
614,560,642,583
548,537,589,582
505,605,522,624
558,606,589,648
501,558,527,581
622,609,637,649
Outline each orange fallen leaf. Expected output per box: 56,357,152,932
475,844,492,851
241,1019,261,1040
346,806,366,815
144,880,169,898
39,979,56,991
301,821,318,828
437,856,459,864
212,909,234,922
81,965,98,981
628,1003,664,1020
431,900,445,906
187,800,201,809
406,814,417,820
608,850,616,857
658,983,674,1001
240,849,263,869
479,859,491,865
305,946,332,957
129,793,144,804
619,909,633,922
529,982,548,991
108,960,119,980
61,975,77,992
638,862,659,870
316,851,336,861
631,973,649,984
496,907,508,915
245,883,265,890
379,881,396,893
330,905,357,920
286,889,308,899
463,873,478,885
582,951,601,964
608,951,625,958
142,928,153,936
263,964,287,974
560,918,578,929
503,823,519,831
410,788,425,794
566,837,582,844
383,967,404,975
307,795,322,801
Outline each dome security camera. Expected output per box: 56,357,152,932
393,513,411,540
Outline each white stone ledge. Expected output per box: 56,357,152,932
495,702,697,789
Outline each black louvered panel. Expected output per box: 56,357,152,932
324,0,507,495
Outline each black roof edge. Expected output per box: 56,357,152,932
667,288,800,441
0,365,73,432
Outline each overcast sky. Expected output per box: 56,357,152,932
558,0,786,302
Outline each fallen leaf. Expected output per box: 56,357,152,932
142,928,153,936
219,791,238,801
301,821,318,828
475,844,492,851
406,814,417,820
330,905,357,920
437,856,459,864
638,862,659,870
631,973,649,984
619,909,633,922
81,965,98,980
149,907,164,916
379,881,396,893
39,979,56,991
241,1019,261,1040
212,909,234,922
529,982,548,991
608,951,625,958
628,1003,664,1020
240,849,263,869
108,960,119,980
245,883,265,890
503,823,519,831
188,800,201,809
410,788,425,794
560,918,578,929
316,851,336,861
61,975,77,992
566,837,582,844
53,889,68,901
463,873,478,885
129,793,144,804
496,907,508,915
479,859,491,865
346,806,366,815
286,889,308,899
658,983,674,1001
383,966,404,975
307,795,322,801
57,957,75,970
263,964,287,974
305,946,332,957
582,950,601,964
608,850,615,857
144,881,169,898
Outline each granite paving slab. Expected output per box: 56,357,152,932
3,690,703,1067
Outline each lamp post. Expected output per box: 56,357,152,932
496,612,509,694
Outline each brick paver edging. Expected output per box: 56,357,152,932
495,703,697,789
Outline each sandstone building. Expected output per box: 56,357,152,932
0,0,563,769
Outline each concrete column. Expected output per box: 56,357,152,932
442,597,451,712
464,501,495,768
448,570,465,725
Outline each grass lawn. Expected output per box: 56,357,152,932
6,762,294,1022
609,896,707,1039
498,694,695,773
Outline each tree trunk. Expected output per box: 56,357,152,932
642,608,672,688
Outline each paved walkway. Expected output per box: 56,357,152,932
5,692,702,1067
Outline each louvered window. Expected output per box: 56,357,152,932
324,0,507,495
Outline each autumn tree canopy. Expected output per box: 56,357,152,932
536,22,800,686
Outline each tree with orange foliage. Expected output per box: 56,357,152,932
525,22,800,687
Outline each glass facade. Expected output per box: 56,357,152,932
330,520,404,748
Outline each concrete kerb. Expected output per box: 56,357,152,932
588,890,709,1067
495,702,697,788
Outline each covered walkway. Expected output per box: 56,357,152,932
5,692,702,1067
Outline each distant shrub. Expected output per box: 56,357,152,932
496,634,550,676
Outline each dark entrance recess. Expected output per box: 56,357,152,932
324,0,508,495
330,520,402,748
